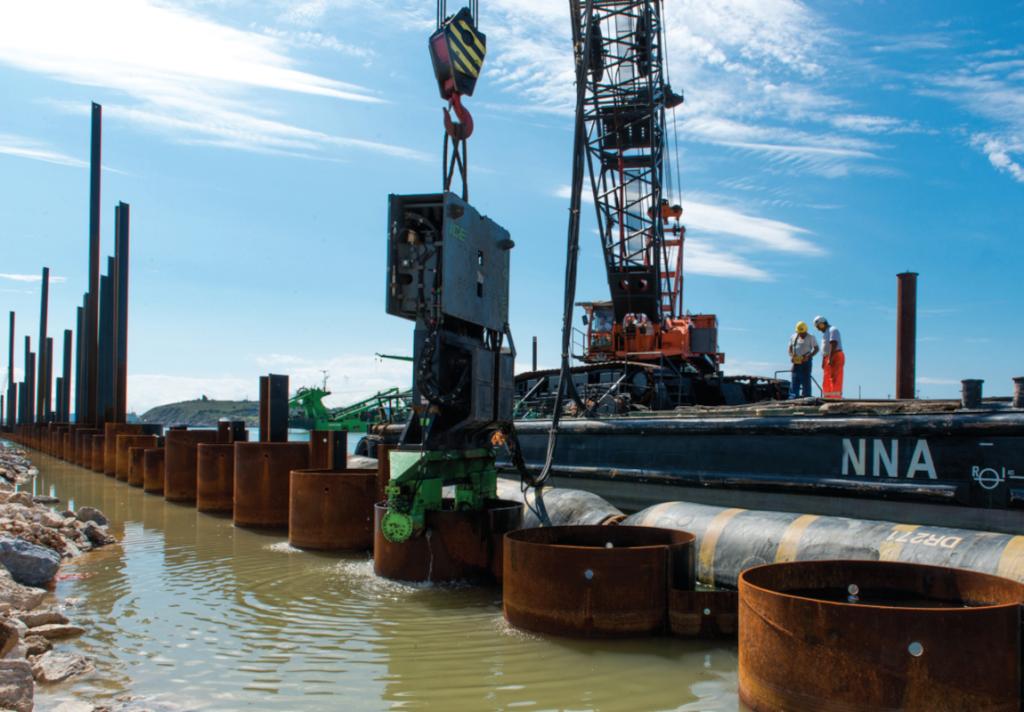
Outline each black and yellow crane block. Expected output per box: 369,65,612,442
429,6,487,98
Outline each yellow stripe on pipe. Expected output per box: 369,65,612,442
878,523,920,561
698,507,744,585
775,514,819,563
458,19,486,55
996,536,1024,582
636,501,677,527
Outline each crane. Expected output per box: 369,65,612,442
570,0,723,373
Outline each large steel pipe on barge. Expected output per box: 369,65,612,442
373,500,521,583
164,430,218,502
232,442,309,528
628,500,1024,587
288,468,377,550
503,526,696,637
739,560,1024,712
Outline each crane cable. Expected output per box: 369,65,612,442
523,0,597,522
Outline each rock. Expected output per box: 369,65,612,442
0,619,20,658
0,535,61,586
0,660,33,711
81,521,115,547
31,650,94,683
17,608,68,628
27,623,85,640
40,510,65,529
22,634,50,656
3,641,27,660
4,493,32,508
31,495,60,505
75,507,108,526
53,702,95,712
0,568,45,610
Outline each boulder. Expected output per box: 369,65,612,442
81,522,115,547
0,568,46,610
31,495,60,505
0,619,20,658
17,608,68,628
0,660,33,711
31,650,94,683
27,623,85,640
0,536,61,586
75,507,108,526
4,493,33,508
22,634,50,656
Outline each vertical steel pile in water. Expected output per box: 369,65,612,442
36,267,49,423
84,103,101,428
738,560,1024,712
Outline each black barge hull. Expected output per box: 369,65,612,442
500,411,1024,534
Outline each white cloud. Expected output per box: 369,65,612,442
922,48,1024,183
0,134,86,168
551,185,815,281
0,0,423,161
0,273,67,284
128,353,411,415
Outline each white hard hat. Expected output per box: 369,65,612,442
813,315,827,326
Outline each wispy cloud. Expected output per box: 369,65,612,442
552,185,816,282
0,133,86,168
920,46,1024,183
0,0,422,161
0,273,67,284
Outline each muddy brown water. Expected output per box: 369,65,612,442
23,449,740,711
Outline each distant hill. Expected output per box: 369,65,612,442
139,398,259,427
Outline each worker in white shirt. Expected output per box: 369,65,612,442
788,321,819,399
813,315,844,399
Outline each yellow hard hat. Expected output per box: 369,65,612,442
795,321,808,334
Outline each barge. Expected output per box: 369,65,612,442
365,396,1024,534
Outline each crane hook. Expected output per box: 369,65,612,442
443,92,474,141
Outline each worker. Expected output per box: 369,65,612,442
814,315,844,399
787,321,819,399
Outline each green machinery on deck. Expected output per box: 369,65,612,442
288,385,411,433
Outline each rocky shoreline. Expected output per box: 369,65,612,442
0,443,116,712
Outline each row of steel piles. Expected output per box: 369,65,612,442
500,525,1024,711
1,103,132,437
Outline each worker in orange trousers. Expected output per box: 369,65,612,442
814,315,844,399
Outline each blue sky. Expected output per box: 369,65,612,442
0,0,1021,413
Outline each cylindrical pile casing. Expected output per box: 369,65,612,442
116,434,158,482
288,468,377,550
739,560,1024,712
90,434,105,472
503,525,695,636
373,499,522,583
196,443,236,513
128,446,148,487
143,448,165,494
233,442,310,528
164,429,218,502
104,423,143,477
